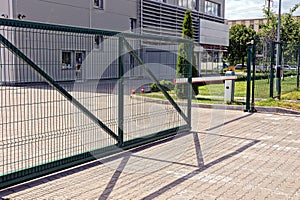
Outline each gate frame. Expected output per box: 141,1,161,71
0,18,192,189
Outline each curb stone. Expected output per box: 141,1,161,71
132,95,300,115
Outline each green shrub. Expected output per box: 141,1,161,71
160,80,175,91
150,83,159,92
150,80,175,92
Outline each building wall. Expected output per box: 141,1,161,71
0,0,139,84
227,16,300,32
0,0,11,18
141,0,228,46
0,0,230,83
141,0,229,76
4,0,137,31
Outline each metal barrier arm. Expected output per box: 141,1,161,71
122,38,190,124
0,33,119,141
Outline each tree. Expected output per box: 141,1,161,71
175,10,199,98
260,4,300,44
226,24,258,66
259,4,300,65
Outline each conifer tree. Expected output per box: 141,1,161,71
175,10,199,98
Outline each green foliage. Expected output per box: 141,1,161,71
182,10,194,39
175,10,199,98
260,4,300,44
150,83,159,92
256,98,300,111
160,80,175,91
150,80,175,92
259,2,300,65
227,24,258,66
282,90,300,100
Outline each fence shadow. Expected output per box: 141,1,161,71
0,131,191,198
0,128,260,199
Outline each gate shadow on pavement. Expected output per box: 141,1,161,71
0,114,260,199
141,137,260,200
0,131,192,198
205,113,253,132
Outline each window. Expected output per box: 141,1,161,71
178,0,197,10
61,51,85,72
94,35,104,50
62,51,72,69
94,0,103,9
204,1,221,17
130,18,137,33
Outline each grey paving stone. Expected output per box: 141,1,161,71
0,108,299,199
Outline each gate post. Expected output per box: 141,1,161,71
245,45,252,112
118,37,125,147
251,40,257,112
270,41,275,98
187,41,193,129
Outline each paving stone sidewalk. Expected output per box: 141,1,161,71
0,107,299,199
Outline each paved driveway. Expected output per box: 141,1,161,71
1,108,299,199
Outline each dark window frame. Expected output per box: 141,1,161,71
94,0,103,9
204,1,221,17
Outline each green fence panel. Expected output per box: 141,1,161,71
0,19,192,189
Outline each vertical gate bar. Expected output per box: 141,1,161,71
187,41,193,129
118,37,124,147
245,45,252,112
270,41,275,98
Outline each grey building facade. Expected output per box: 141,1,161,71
140,0,229,74
0,0,228,83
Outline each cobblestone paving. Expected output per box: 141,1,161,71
1,108,299,199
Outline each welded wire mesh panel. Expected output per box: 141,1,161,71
0,19,192,187
0,27,119,177
121,38,189,141
281,43,299,95
253,40,273,100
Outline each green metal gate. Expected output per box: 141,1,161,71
0,19,192,189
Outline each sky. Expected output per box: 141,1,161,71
225,0,300,20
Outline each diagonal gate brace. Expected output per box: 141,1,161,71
0,34,119,141
123,38,190,124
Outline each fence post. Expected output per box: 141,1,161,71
276,42,282,99
118,37,124,147
245,45,252,112
251,40,257,112
270,41,275,98
298,45,300,90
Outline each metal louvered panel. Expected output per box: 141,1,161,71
141,0,200,42
141,0,226,44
